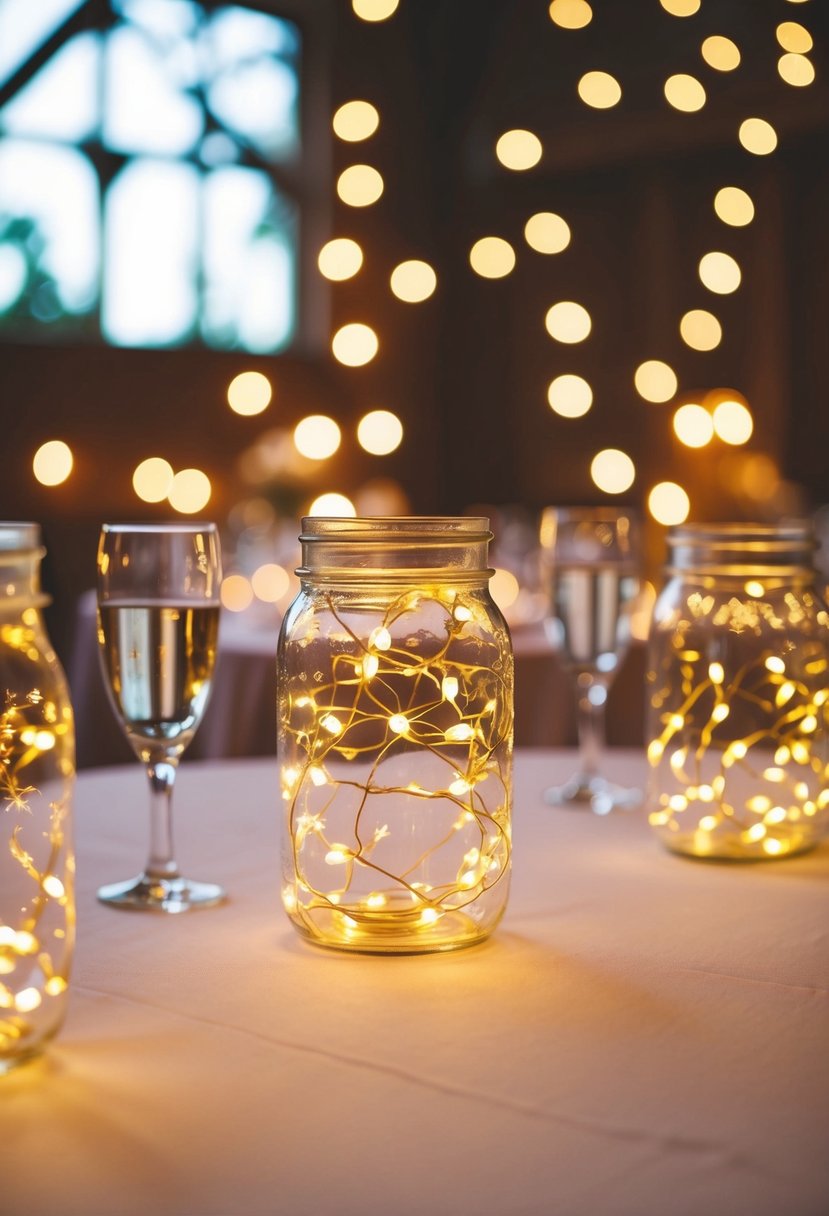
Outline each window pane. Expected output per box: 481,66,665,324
0,0,85,89
104,22,203,156
0,139,99,328
103,158,199,346
203,166,296,352
0,33,99,143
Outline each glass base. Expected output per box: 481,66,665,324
544,774,642,816
97,874,226,913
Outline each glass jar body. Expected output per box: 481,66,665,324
277,520,513,953
646,526,829,860
0,526,75,1070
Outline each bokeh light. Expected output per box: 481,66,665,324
634,360,677,403
495,129,543,170
524,212,571,254
469,236,515,278
490,568,520,611
357,409,403,455
333,100,380,141
679,309,722,351
221,574,253,612
545,301,591,343
251,563,290,603
699,251,741,294
659,0,699,14
33,440,73,486
318,238,364,281
308,492,356,517
738,118,778,155
713,399,753,445
390,260,437,302
352,0,398,21
548,0,592,29
701,36,740,71
776,22,813,53
332,322,379,366
664,74,706,111
590,448,636,494
337,164,384,206
547,374,593,418
577,71,622,109
778,53,815,87
714,186,754,226
227,370,272,416
169,468,211,514
294,416,342,460
133,457,174,503
673,403,714,448
648,482,690,525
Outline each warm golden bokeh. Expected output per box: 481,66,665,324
221,573,254,612
699,251,741,294
227,370,272,416
673,403,714,448
308,492,357,517
318,237,364,281
547,373,593,418
337,164,384,206
590,448,636,494
251,563,290,603
294,415,342,460
738,118,778,155
132,456,174,503
577,71,622,108
713,399,754,445
524,212,571,254
776,22,813,53
168,468,211,514
659,0,700,15
351,0,399,21
331,322,379,366
701,36,741,71
357,409,404,455
332,100,380,141
548,0,592,29
634,360,677,403
679,309,722,351
389,260,437,302
33,439,73,486
777,53,815,87
495,129,543,170
545,301,591,343
664,74,706,112
648,481,690,525
714,186,754,226
469,236,516,278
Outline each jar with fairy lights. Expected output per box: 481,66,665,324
646,523,829,860
277,517,513,952
0,523,75,1071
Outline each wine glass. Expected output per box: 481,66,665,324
95,522,225,911
539,507,642,815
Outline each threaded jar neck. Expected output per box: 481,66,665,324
0,522,47,610
667,522,817,578
297,516,493,584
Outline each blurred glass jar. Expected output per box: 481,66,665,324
278,517,513,953
646,523,829,860
0,523,75,1070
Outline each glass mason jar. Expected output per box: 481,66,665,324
277,517,514,953
646,523,829,860
0,523,75,1070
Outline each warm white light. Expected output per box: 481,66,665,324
679,309,721,351
251,563,290,603
495,129,542,170
659,0,700,15
133,457,174,503
308,492,356,517
490,567,520,610
547,374,593,418
648,481,690,525
590,449,636,494
337,164,384,206
701,36,741,71
776,22,813,53
673,403,714,448
357,409,403,455
469,236,515,278
294,415,342,460
664,74,706,111
318,238,363,281
714,186,754,226
634,360,677,403
389,713,409,734
332,322,379,366
14,987,42,1013
738,118,778,155
221,574,253,612
524,212,570,254
169,468,211,514
352,0,398,20
577,71,622,108
712,399,753,445
33,440,73,486
333,100,380,141
545,301,591,343
227,370,272,416
548,0,592,28
778,53,815,86
699,251,741,294
390,260,437,302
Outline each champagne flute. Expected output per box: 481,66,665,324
539,507,642,815
95,522,225,911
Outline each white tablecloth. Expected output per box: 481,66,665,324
4,750,827,1216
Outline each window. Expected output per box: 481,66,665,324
0,0,300,352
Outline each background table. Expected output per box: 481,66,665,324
4,750,828,1216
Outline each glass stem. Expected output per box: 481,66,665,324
576,679,605,785
145,759,179,880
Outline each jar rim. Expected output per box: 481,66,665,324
669,521,814,547
0,521,42,552
300,516,492,543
